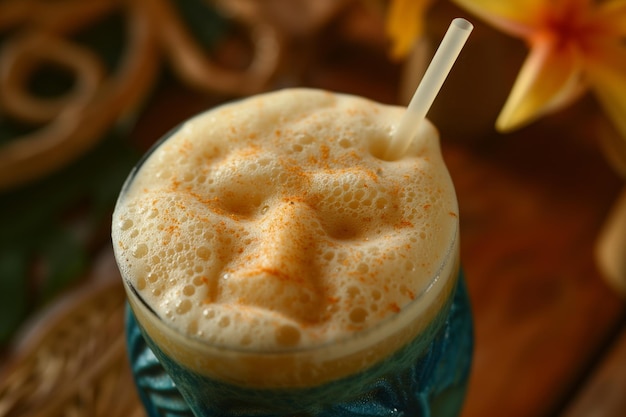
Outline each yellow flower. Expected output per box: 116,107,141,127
452,0,626,138
385,0,435,59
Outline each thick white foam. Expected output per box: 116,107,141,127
113,88,459,385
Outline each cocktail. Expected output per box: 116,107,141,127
112,19,473,417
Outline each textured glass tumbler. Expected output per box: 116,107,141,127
116,91,474,417
124,273,472,417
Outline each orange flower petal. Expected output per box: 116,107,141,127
385,0,433,59
586,43,626,141
451,0,544,37
598,0,626,37
495,40,585,132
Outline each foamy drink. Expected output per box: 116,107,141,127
113,89,472,416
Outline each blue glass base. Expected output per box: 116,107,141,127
125,277,473,417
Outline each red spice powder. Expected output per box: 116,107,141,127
389,303,401,313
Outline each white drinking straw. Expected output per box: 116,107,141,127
384,18,473,160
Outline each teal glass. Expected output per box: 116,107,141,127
125,273,472,417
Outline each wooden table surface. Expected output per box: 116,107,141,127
448,122,626,417
0,2,625,416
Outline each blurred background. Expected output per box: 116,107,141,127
0,1,624,416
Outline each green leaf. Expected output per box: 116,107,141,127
0,251,28,343
0,131,140,343
173,0,230,50
38,228,88,302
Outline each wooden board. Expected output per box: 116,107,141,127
562,325,626,417
444,122,626,417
